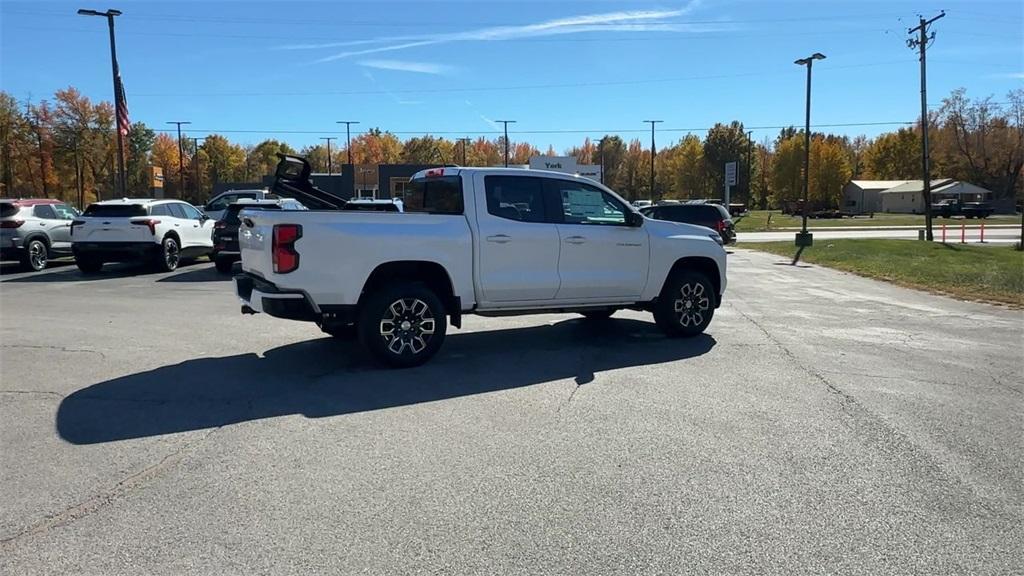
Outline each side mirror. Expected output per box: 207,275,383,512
627,211,644,227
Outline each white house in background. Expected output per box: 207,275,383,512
879,179,995,213
841,180,909,214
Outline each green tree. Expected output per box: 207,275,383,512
248,139,295,179
199,134,246,195
597,135,626,193
703,122,749,202
126,122,155,194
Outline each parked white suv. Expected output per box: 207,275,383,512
72,199,214,273
236,158,727,367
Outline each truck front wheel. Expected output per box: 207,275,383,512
653,271,715,337
358,282,447,368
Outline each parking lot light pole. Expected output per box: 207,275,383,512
320,137,336,175
794,52,825,247
78,8,126,196
644,120,663,202
496,120,516,167
166,121,190,199
336,121,359,165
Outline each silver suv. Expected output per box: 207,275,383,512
0,199,78,271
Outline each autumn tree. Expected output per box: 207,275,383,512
863,128,920,179
597,135,626,192
350,128,402,164
771,134,803,206
248,139,295,179
809,135,852,207
703,122,750,202
199,134,246,194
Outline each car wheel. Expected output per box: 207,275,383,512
75,255,103,274
580,309,615,321
155,236,180,272
653,271,715,337
358,282,447,368
214,257,234,274
320,322,358,340
20,239,48,271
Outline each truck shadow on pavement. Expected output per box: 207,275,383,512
56,319,716,445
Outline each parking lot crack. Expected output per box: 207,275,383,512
1,344,107,359
0,427,219,550
0,389,65,399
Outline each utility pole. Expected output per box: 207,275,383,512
908,10,944,242
78,8,126,196
643,120,663,201
496,120,516,167
746,130,754,206
457,137,471,165
320,136,336,175
795,53,825,247
166,121,190,199
190,137,204,202
336,121,359,165
599,137,605,184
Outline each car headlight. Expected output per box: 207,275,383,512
708,233,724,246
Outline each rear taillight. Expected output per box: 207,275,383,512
272,224,302,274
1,220,24,229
130,219,161,235
715,220,727,232
214,221,227,229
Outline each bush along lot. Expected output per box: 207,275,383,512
741,239,1024,307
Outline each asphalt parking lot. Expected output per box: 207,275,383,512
1,251,1021,575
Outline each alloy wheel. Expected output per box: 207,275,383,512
164,240,179,269
379,298,436,355
29,241,47,270
673,282,710,327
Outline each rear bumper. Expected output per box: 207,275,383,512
73,241,159,261
235,272,318,322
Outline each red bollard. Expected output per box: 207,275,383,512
961,222,966,244
980,220,985,243
942,223,946,243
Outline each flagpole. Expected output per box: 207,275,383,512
107,12,127,197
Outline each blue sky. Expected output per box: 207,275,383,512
2,0,1021,151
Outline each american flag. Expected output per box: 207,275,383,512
115,69,130,138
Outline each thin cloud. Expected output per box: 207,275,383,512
359,59,454,75
988,72,1024,79
300,3,709,63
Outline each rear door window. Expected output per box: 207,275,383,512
83,204,147,217
167,203,188,219
484,176,546,223
0,203,18,218
179,203,204,220
33,205,57,219
150,204,173,217
405,175,464,215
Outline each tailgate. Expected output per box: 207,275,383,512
237,211,277,278
73,217,156,243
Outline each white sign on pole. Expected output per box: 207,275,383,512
725,161,738,186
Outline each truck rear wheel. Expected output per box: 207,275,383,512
358,282,447,368
653,271,715,337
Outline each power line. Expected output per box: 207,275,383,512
146,121,915,138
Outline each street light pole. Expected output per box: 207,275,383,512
643,120,663,202
78,8,126,196
320,137,336,175
794,53,825,246
336,121,359,165
166,121,190,199
496,120,516,167
746,130,753,206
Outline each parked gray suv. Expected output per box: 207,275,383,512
0,199,79,271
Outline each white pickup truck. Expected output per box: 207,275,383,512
236,157,727,367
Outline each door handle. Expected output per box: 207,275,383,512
564,235,586,244
486,234,511,244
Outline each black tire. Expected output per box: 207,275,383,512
580,309,615,321
358,282,447,368
75,255,103,274
214,256,234,274
320,322,358,341
154,235,180,272
652,270,716,337
19,239,48,272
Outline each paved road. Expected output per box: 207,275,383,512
1,253,1021,575
739,226,1022,243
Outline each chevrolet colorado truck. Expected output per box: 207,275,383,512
236,156,727,367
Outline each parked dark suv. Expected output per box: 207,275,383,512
640,203,736,245
212,199,305,274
